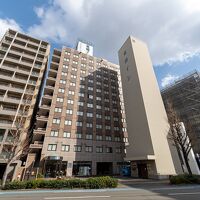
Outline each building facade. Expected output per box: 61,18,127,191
161,71,200,156
118,36,176,179
0,29,50,179
26,43,128,178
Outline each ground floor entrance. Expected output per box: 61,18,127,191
97,162,113,175
0,164,6,179
137,163,148,178
72,161,92,176
44,156,67,178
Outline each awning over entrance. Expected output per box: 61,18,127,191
45,156,63,161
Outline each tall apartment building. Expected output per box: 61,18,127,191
26,41,127,178
0,29,50,179
161,70,200,156
118,36,176,179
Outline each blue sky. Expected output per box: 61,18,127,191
1,0,200,88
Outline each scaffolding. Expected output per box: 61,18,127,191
161,70,200,154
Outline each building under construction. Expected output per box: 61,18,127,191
161,70,200,157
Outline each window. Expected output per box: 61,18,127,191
116,147,122,153
86,123,93,128
53,118,60,124
122,118,126,123
55,107,62,112
113,108,118,112
96,74,101,78
96,105,101,109
104,99,109,103
80,85,85,89
123,137,128,143
85,146,93,152
57,97,64,102
96,97,101,101
87,103,93,108
86,134,93,140
70,82,76,86
125,57,128,63
77,111,83,116
48,144,57,151
96,146,103,153
87,113,93,117
105,115,110,120
72,67,77,71
88,94,93,99
74,145,82,152
63,132,71,138
79,93,84,97
81,63,86,67
50,130,58,137
60,80,66,84
76,133,82,139
115,137,121,142
88,79,93,83
65,120,72,125
66,109,73,115
96,81,101,85
65,51,70,55
73,60,78,65
78,101,84,106
88,87,93,91
71,75,77,79
73,54,79,58
59,88,65,93
89,60,93,63
96,124,102,129
105,107,110,111
114,127,119,131
96,135,103,141
106,136,112,141
62,72,67,76
104,91,109,95
96,89,101,93
122,127,127,132
96,114,102,119
68,90,75,95
67,99,74,104
114,117,119,121
105,126,111,130
61,145,70,152
81,70,86,74
81,57,87,61
106,147,113,153
64,58,70,62
63,64,68,68
80,77,85,81
76,122,83,127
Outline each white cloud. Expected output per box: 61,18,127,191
161,74,179,88
0,18,22,39
28,0,200,65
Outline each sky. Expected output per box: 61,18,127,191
0,0,200,88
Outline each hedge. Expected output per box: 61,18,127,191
3,176,118,190
169,174,200,184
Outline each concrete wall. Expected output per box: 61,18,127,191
118,36,176,177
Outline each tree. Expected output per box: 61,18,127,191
1,96,32,187
166,101,196,175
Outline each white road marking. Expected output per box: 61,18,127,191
44,196,110,199
168,192,200,196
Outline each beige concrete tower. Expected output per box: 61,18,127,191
118,36,176,179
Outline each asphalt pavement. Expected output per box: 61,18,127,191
0,178,200,200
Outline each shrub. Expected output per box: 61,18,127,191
4,181,26,190
3,176,118,190
169,174,200,184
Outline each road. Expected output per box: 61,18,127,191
1,185,200,200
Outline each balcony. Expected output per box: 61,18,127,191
45,85,55,90
33,128,46,135
0,107,17,116
37,115,49,121
0,46,8,52
40,104,50,110
0,119,12,128
29,141,43,149
43,94,53,99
